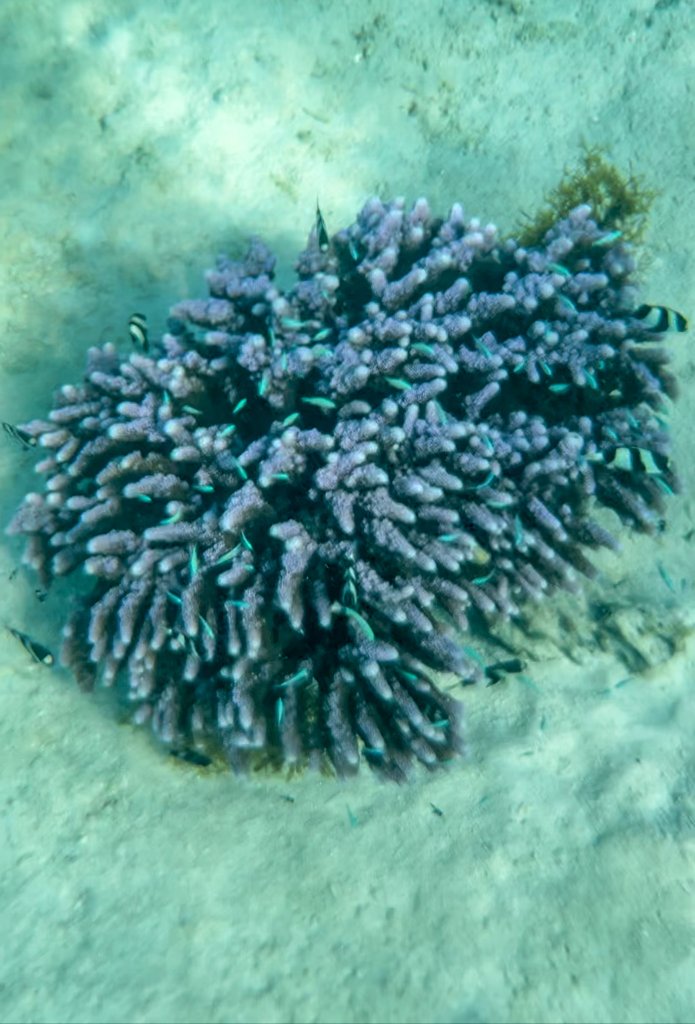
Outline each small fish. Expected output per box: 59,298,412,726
7,626,54,666
341,563,358,608
169,747,212,767
315,201,329,252
341,605,375,641
189,544,199,578
485,657,526,685
301,396,337,410
198,615,216,640
430,802,444,817
592,229,623,247
606,445,664,476
470,570,495,586
128,312,149,351
363,746,385,759
557,295,577,314
275,667,310,691
634,304,688,333
2,422,36,448
656,561,676,594
384,376,412,391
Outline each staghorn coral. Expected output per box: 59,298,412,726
6,197,679,779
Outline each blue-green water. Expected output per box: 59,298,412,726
1,2,693,1022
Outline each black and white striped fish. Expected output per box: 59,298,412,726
634,304,688,333
315,201,329,252
128,312,149,351
606,445,667,476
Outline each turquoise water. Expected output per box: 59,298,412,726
1,1,693,1022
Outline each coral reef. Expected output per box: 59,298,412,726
6,196,678,779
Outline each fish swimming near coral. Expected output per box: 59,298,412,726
128,312,149,351
633,304,687,333
315,200,329,252
5,196,683,779
3,422,36,448
6,626,54,666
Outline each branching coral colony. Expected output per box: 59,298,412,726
7,156,686,779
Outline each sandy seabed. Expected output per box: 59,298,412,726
0,1,693,1022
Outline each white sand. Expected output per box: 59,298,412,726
1,1,693,1021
